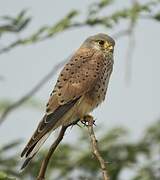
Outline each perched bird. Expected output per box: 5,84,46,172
21,33,115,169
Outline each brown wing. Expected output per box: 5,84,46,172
47,48,106,107
21,48,105,162
31,48,105,139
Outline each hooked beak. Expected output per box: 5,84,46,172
108,45,113,52
104,42,113,52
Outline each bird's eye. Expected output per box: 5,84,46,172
98,40,104,46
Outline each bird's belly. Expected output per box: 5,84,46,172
61,95,97,126
61,71,112,127
76,92,103,119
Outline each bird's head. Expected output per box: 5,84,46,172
82,33,115,54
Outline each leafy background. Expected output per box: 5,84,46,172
0,0,160,179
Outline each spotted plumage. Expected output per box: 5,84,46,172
21,33,115,169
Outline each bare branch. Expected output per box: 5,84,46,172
85,115,109,180
36,116,109,180
1,0,157,54
0,60,65,125
37,126,67,180
36,122,76,180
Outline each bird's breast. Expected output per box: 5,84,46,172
90,62,113,107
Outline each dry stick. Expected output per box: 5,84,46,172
36,117,110,180
37,120,79,180
37,125,69,180
87,118,109,180
37,117,108,180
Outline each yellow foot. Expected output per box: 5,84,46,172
81,115,95,126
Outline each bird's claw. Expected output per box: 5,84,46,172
81,115,96,126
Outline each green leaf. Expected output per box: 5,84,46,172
0,171,7,178
47,10,79,36
154,12,160,21
0,99,12,112
98,0,114,8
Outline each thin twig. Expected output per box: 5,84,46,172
0,60,65,125
36,117,109,180
37,120,79,180
36,125,69,180
1,0,156,55
86,116,109,180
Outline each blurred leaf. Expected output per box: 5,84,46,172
13,9,28,25
0,99,12,112
100,127,128,146
47,10,79,37
154,12,160,21
0,120,160,179
16,17,31,32
0,9,31,36
98,0,114,8
88,0,114,15
0,171,7,178
0,16,14,21
0,171,16,180
133,166,157,180
0,1,160,179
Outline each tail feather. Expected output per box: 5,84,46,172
25,142,37,158
21,157,32,170
21,97,80,169
21,132,50,170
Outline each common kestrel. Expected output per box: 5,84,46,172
21,33,115,169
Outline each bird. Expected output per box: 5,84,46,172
21,33,115,169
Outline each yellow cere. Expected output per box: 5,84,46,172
104,41,113,50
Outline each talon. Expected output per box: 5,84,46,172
93,121,96,126
80,115,95,126
81,120,89,126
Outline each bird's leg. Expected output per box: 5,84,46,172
81,114,96,126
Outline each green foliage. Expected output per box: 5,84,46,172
0,0,160,54
0,171,7,178
0,100,12,112
154,12,160,21
0,140,21,179
0,120,160,180
0,9,31,35
133,165,158,180
88,0,114,15
0,171,16,180
0,0,160,179
47,10,79,37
